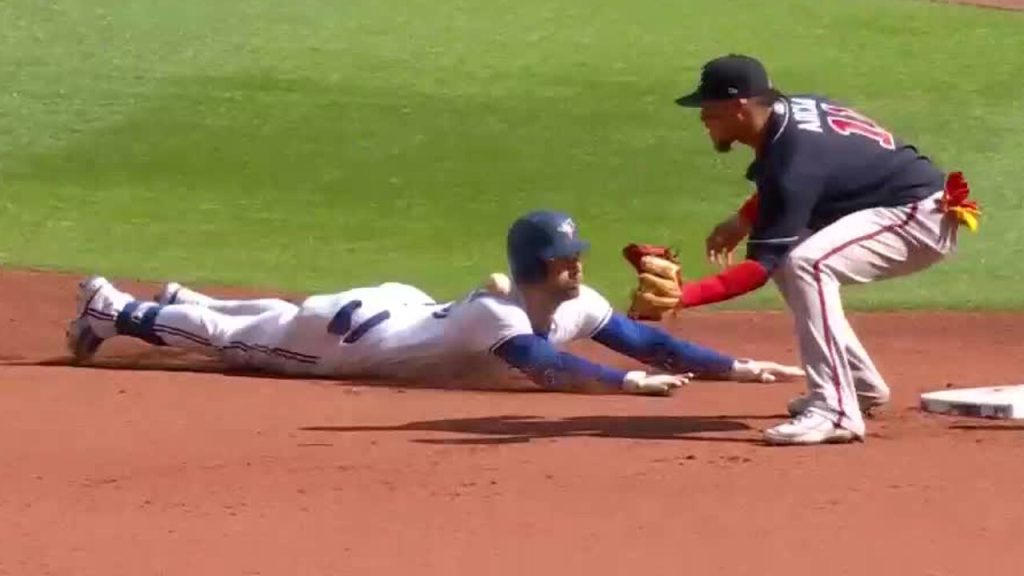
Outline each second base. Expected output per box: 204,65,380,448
920,385,1024,420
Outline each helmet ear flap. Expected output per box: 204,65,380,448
509,255,546,284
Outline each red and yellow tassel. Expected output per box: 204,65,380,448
940,171,981,232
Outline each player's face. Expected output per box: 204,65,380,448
699,100,744,153
545,254,583,300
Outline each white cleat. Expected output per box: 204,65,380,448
155,282,212,307
65,318,104,364
65,276,134,363
786,392,889,418
763,410,859,446
155,282,183,305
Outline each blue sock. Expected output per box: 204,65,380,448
114,301,167,346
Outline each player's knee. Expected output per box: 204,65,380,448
781,249,818,278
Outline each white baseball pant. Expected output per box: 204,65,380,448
773,190,958,436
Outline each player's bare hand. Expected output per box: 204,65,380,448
622,371,692,396
705,214,751,267
729,359,805,383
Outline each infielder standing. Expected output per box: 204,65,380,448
639,54,980,444
66,210,802,393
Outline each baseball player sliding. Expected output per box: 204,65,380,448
624,54,981,444
66,210,803,394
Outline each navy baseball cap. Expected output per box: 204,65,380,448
675,54,773,107
507,211,589,283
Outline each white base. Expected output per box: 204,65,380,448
920,385,1024,420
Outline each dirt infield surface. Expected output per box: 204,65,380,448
2,267,1023,576
944,0,1024,10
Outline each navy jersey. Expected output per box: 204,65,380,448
746,94,945,270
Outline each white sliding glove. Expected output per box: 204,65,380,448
622,371,691,396
730,359,805,383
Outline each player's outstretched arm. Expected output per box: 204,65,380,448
492,334,689,396
592,313,804,383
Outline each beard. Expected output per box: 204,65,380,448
713,138,733,153
551,283,580,303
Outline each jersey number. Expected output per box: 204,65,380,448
821,104,895,151
327,300,391,343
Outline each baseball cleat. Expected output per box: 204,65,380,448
763,410,860,446
65,276,134,363
155,282,213,307
155,282,183,305
65,317,104,363
786,392,889,418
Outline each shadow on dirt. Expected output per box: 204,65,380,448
301,414,774,445
5,353,557,393
8,353,741,395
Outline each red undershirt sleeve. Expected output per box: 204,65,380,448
738,192,759,225
677,191,768,308
679,260,770,308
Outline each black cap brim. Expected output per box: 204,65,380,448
674,91,703,107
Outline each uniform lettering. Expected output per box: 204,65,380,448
790,98,823,133
821,103,895,150
327,299,392,343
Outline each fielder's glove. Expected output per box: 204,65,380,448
622,243,684,321
621,370,692,396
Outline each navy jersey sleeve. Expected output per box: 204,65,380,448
493,334,627,390
591,313,735,375
746,157,825,271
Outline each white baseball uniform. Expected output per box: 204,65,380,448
149,282,614,381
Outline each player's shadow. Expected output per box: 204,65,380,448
17,353,666,394
16,354,792,398
18,354,560,393
301,414,762,445
26,354,216,370
13,356,593,395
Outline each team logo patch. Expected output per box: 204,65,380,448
557,218,576,238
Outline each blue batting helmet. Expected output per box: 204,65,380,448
506,210,590,284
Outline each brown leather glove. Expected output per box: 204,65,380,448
622,243,683,321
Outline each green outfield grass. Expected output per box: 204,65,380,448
1,0,1022,309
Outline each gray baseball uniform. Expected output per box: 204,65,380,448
745,95,970,437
